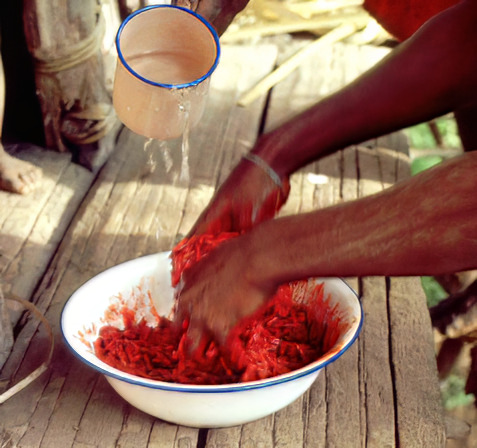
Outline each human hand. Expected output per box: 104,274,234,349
173,234,275,343
172,0,250,35
189,155,290,237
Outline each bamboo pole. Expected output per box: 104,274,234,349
237,23,358,107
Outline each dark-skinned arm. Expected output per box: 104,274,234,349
177,152,477,338
255,0,477,178
189,0,477,236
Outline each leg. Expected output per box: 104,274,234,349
0,51,41,194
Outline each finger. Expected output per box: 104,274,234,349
203,212,233,235
209,323,231,346
172,0,199,12
171,286,191,326
236,201,254,232
256,190,283,224
281,176,291,198
184,315,204,352
187,203,233,237
195,1,220,22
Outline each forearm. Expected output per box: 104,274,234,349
246,152,477,285
254,0,477,178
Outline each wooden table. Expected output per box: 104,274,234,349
0,40,446,447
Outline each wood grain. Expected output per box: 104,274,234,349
0,40,446,447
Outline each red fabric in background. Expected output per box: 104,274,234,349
363,0,460,41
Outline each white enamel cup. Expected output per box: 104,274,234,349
113,5,220,140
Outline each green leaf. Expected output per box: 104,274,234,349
441,374,475,410
411,155,443,176
421,276,447,307
405,122,436,149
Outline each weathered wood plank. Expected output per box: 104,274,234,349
361,135,445,446
314,151,343,208
147,421,184,448
0,133,167,447
16,376,66,448
322,202,362,448
341,146,359,204
0,145,93,385
149,424,200,448
192,43,280,448
240,415,275,447
0,284,13,369
355,147,397,448
228,40,394,448
207,426,242,447
67,44,276,448
1,90,187,448
324,342,363,448
303,369,327,447
72,376,129,447
0,43,279,448
388,278,446,447
114,408,156,448
0,36,446,448
0,146,92,309
357,145,385,197
335,150,366,448
360,277,396,447
309,151,363,447
355,140,445,446
263,40,395,448
274,395,307,447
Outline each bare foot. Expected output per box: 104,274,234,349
0,146,42,194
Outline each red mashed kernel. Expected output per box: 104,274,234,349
170,232,240,287
94,234,344,385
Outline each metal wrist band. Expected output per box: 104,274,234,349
243,153,283,190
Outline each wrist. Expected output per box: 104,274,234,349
252,132,291,179
242,153,284,192
245,221,292,291
239,227,271,291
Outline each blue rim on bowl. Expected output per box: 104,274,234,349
60,253,363,394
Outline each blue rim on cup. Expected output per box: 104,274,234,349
116,5,221,90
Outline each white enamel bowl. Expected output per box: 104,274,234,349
61,252,363,428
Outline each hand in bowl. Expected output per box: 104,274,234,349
173,233,275,343
188,156,290,237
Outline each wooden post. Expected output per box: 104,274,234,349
22,0,121,171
